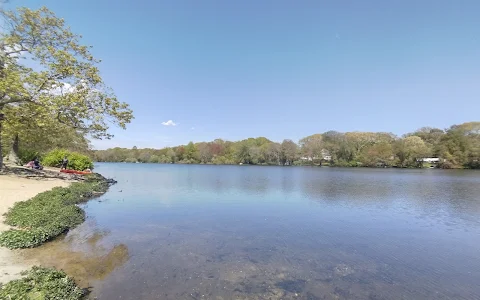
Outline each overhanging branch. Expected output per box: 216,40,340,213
0,96,41,106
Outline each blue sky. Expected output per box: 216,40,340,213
9,0,480,149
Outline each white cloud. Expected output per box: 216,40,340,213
161,120,177,126
47,80,92,96
49,82,76,96
191,127,195,130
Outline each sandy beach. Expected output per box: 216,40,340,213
0,175,70,284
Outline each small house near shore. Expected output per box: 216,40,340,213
300,149,332,162
416,157,442,163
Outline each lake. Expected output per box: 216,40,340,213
26,163,480,299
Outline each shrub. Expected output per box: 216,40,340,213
0,178,109,249
42,149,94,171
465,160,480,169
211,156,235,165
124,157,137,163
0,266,85,300
333,160,360,167
17,148,40,164
438,160,455,169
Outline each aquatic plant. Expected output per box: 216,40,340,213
0,266,85,300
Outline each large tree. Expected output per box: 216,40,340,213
2,103,92,162
0,7,133,168
394,136,430,167
299,133,323,165
280,139,297,166
437,122,480,168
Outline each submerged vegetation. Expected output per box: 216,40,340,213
0,174,111,249
95,121,480,169
0,267,85,300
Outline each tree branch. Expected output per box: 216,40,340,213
4,44,29,56
56,110,87,132
0,95,41,106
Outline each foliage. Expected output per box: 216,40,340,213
394,136,429,167
280,139,298,166
0,266,85,300
93,122,480,169
2,104,93,154
358,142,394,167
331,160,359,167
436,122,480,168
17,148,40,164
0,177,108,249
299,134,323,165
42,149,93,170
0,6,133,168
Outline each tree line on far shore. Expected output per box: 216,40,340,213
94,122,480,169
0,7,477,171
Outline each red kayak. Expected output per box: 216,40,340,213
60,169,92,175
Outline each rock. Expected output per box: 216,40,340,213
333,264,355,277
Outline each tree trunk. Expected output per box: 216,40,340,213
0,120,3,170
7,133,21,165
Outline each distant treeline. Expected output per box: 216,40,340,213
94,122,480,169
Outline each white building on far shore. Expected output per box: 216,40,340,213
417,157,442,163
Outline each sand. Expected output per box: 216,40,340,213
0,175,70,284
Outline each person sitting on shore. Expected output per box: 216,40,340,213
33,157,43,170
61,156,69,170
24,160,34,168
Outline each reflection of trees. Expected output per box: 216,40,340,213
299,168,480,226
114,164,480,226
182,165,273,196
407,176,480,224
23,229,130,287
239,169,270,195
281,173,295,194
300,169,394,204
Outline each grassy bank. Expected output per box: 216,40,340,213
0,173,115,299
0,267,85,300
0,173,112,249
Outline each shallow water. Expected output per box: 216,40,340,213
26,164,480,299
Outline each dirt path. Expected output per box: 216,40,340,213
0,175,70,284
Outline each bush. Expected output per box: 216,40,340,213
211,156,235,165
42,149,94,171
333,160,360,167
438,160,455,169
0,178,109,249
0,266,85,300
17,148,40,164
465,160,480,169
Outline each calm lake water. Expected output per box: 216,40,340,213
26,163,480,299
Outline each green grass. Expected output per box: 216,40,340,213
0,266,85,300
0,174,110,249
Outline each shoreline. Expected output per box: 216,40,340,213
0,167,116,299
0,174,70,284
95,161,479,170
